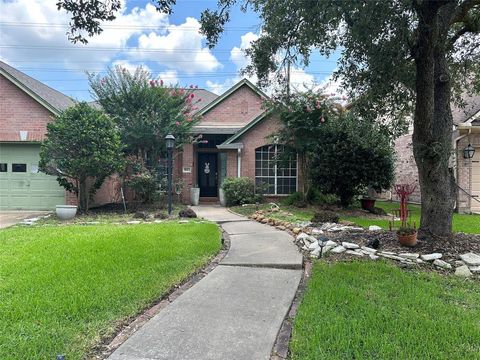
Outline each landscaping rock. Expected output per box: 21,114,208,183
179,208,197,218
308,241,320,251
380,253,405,261
342,242,360,249
310,247,321,258
330,245,346,254
369,254,380,260
454,265,472,278
154,212,168,219
361,246,377,254
366,238,380,249
292,227,301,234
127,220,141,224
311,228,324,235
345,250,364,256
433,259,452,269
134,211,149,219
398,253,420,260
459,253,480,266
469,266,480,273
368,225,382,231
420,253,442,261
416,258,424,264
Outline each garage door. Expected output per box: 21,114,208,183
0,143,65,210
472,147,480,213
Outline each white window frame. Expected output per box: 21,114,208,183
255,144,297,195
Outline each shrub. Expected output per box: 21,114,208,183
306,188,339,206
282,192,307,207
39,102,123,212
125,172,157,203
221,177,262,206
311,210,340,224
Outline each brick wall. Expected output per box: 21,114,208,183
199,85,264,126
391,133,422,203
456,134,480,213
0,74,54,141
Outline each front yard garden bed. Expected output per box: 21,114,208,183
289,261,480,360
0,222,221,359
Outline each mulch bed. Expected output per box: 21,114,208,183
326,230,480,261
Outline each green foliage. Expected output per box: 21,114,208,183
89,66,201,164
308,113,395,206
39,102,123,211
282,192,307,207
221,177,262,206
305,188,338,206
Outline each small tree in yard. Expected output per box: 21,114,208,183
308,113,395,207
39,102,123,212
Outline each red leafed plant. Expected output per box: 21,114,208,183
392,183,417,235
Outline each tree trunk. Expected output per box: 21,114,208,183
412,2,456,238
79,177,89,212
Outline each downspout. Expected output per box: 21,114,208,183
237,148,241,177
453,130,470,212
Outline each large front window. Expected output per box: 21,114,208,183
255,144,297,195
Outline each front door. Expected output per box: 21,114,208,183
198,153,218,197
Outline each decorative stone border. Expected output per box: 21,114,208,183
89,230,231,359
249,210,480,279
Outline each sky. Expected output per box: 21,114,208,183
0,0,341,101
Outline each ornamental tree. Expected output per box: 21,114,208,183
308,112,395,206
39,102,123,212
89,66,201,166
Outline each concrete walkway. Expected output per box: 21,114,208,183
109,205,303,360
0,211,49,229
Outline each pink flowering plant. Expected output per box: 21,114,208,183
266,91,345,197
89,65,202,164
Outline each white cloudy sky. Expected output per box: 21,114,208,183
0,0,341,100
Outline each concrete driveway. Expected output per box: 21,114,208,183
0,211,49,229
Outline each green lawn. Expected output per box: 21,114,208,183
290,261,480,360
231,201,480,234
0,223,221,359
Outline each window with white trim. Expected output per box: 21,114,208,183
255,144,297,195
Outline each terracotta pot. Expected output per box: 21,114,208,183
397,231,417,247
361,198,376,211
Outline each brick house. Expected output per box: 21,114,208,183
393,95,480,213
0,61,300,210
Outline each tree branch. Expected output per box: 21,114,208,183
451,0,480,24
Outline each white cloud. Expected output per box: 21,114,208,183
207,31,318,95
156,70,179,86
136,17,221,74
0,1,169,68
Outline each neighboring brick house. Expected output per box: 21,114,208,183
0,62,300,210
393,95,480,213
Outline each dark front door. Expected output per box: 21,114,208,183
198,153,218,197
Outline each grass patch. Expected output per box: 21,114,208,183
0,223,221,359
231,201,480,234
290,261,480,360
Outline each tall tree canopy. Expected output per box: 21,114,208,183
59,0,480,238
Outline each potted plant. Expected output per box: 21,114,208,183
56,205,77,220
360,187,376,211
392,183,418,246
190,185,200,206
397,224,417,247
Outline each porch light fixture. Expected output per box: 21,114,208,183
463,143,475,159
165,134,175,215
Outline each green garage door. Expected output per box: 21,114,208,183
0,143,65,210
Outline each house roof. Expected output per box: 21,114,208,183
198,78,268,116
0,61,75,114
190,88,218,113
452,93,480,125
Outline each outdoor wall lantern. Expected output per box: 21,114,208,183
463,143,475,159
165,134,176,215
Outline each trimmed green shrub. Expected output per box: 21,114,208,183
282,192,307,207
306,188,339,206
221,177,262,206
311,210,340,224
